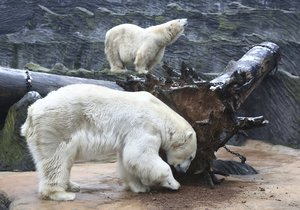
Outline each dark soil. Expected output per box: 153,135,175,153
137,182,240,209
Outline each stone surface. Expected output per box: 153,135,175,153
1,140,300,210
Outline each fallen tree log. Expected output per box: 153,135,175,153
0,67,121,126
117,42,281,184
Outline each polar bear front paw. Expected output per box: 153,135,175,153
48,191,76,201
161,177,181,190
110,66,128,73
135,67,148,74
128,181,150,193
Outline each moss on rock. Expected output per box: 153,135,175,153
0,92,41,171
217,16,239,31
0,106,24,166
25,62,51,72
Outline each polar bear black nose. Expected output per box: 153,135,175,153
175,164,183,173
175,164,188,173
179,18,188,26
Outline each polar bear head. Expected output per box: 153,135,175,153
166,129,197,173
164,18,188,44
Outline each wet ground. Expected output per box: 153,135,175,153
1,140,300,210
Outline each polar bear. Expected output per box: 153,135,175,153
105,19,188,74
21,84,197,201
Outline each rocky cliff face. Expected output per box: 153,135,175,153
1,0,299,73
0,0,299,147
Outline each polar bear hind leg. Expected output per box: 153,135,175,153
28,138,78,201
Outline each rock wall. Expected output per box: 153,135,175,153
0,0,299,147
0,0,299,73
238,70,300,148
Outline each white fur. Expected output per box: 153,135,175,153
105,19,188,74
21,84,196,201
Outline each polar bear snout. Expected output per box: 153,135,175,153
174,156,193,173
178,18,188,26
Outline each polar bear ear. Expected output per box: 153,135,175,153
184,130,194,143
185,131,194,142
174,131,193,147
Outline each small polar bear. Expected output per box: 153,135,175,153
105,19,188,74
21,84,197,201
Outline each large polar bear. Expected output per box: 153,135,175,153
105,19,188,74
21,84,197,201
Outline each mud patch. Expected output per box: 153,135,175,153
138,183,240,209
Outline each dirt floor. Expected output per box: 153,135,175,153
1,140,300,210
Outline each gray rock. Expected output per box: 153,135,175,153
0,91,41,171
236,70,300,148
